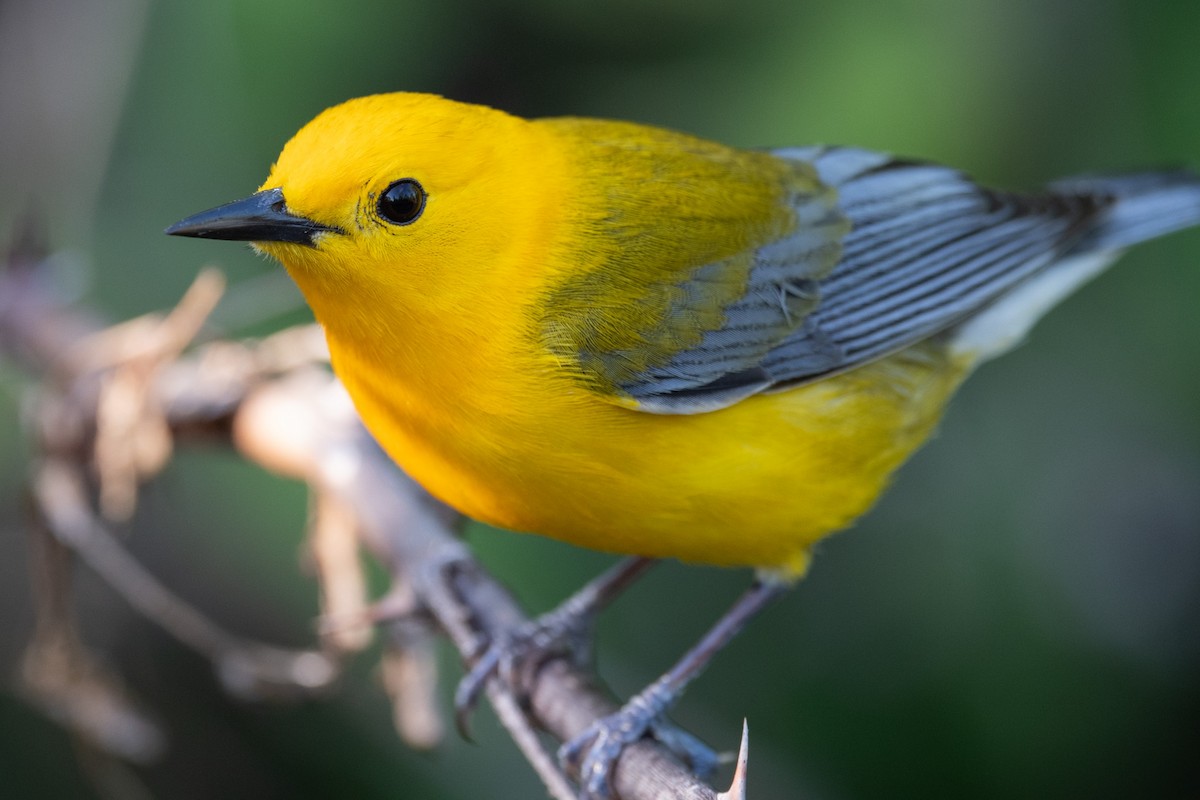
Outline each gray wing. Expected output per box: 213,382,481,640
610,147,1110,414
754,148,1107,388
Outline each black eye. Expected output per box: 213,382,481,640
377,178,426,225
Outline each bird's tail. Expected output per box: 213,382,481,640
949,168,1200,362
1053,169,1200,253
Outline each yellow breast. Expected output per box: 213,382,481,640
329,327,967,578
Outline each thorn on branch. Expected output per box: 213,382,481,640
716,720,750,800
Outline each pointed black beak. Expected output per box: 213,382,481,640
165,187,340,247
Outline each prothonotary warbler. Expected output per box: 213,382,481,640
168,92,1200,798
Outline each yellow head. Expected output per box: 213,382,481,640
167,92,563,341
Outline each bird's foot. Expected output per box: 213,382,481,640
454,597,595,737
559,679,718,800
454,558,655,738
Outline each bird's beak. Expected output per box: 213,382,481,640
165,187,340,247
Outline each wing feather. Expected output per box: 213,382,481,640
752,149,1106,388
565,144,1120,413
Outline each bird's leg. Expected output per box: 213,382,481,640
455,556,657,737
560,578,787,800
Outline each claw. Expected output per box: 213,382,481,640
562,578,783,798
648,717,719,778
453,643,503,741
452,558,656,743
559,679,718,799
452,593,599,742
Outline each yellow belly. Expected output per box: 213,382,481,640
332,337,968,579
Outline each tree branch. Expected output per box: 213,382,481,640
0,245,727,799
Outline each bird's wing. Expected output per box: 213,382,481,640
537,133,853,414
753,148,1106,392
609,147,1106,413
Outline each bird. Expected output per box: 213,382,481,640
167,92,1200,798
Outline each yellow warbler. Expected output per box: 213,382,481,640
168,92,1200,797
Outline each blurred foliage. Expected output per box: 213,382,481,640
2,0,1199,797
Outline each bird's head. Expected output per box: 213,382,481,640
167,92,558,325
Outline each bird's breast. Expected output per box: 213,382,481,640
326,322,968,575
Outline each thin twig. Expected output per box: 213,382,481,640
492,686,580,800
33,457,339,699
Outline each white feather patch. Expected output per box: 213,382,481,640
949,250,1118,362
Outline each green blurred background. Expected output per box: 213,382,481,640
2,0,1199,797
